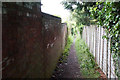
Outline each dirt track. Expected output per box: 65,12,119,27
52,40,82,78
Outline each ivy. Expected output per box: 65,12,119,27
90,2,120,78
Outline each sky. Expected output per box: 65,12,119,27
41,0,70,22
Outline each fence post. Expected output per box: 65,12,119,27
109,38,111,78
93,26,94,55
118,54,120,78
86,26,87,44
106,31,108,77
92,26,94,54
98,27,100,65
95,26,97,61
88,27,89,47
102,28,104,70
94,26,96,57
89,26,91,52
99,27,101,65
100,27,103,69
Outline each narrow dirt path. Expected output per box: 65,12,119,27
52,39,82,78
61,39,81,78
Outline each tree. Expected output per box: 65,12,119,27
61,1,96,26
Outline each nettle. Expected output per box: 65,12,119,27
90,2,120,77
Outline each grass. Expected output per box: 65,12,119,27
52,35,73,78
75,34,100,78
59,35,73,63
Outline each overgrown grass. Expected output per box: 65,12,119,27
52,35,73,78
59,35,73,63
75,35,100,78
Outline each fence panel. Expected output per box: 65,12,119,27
82,25,118,78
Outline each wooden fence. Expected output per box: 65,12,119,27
82,25,118,78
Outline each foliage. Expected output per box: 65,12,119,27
61,1,96,26
75,35,100,78
53,14,61,18
59,35,73,63
62,0,120,77
79,26,83,38
90,2,120,77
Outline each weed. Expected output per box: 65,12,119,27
59,35,73,63
75,35,100,78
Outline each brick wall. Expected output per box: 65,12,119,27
42,13,63,78
61,23,68,50
2,2,67,78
